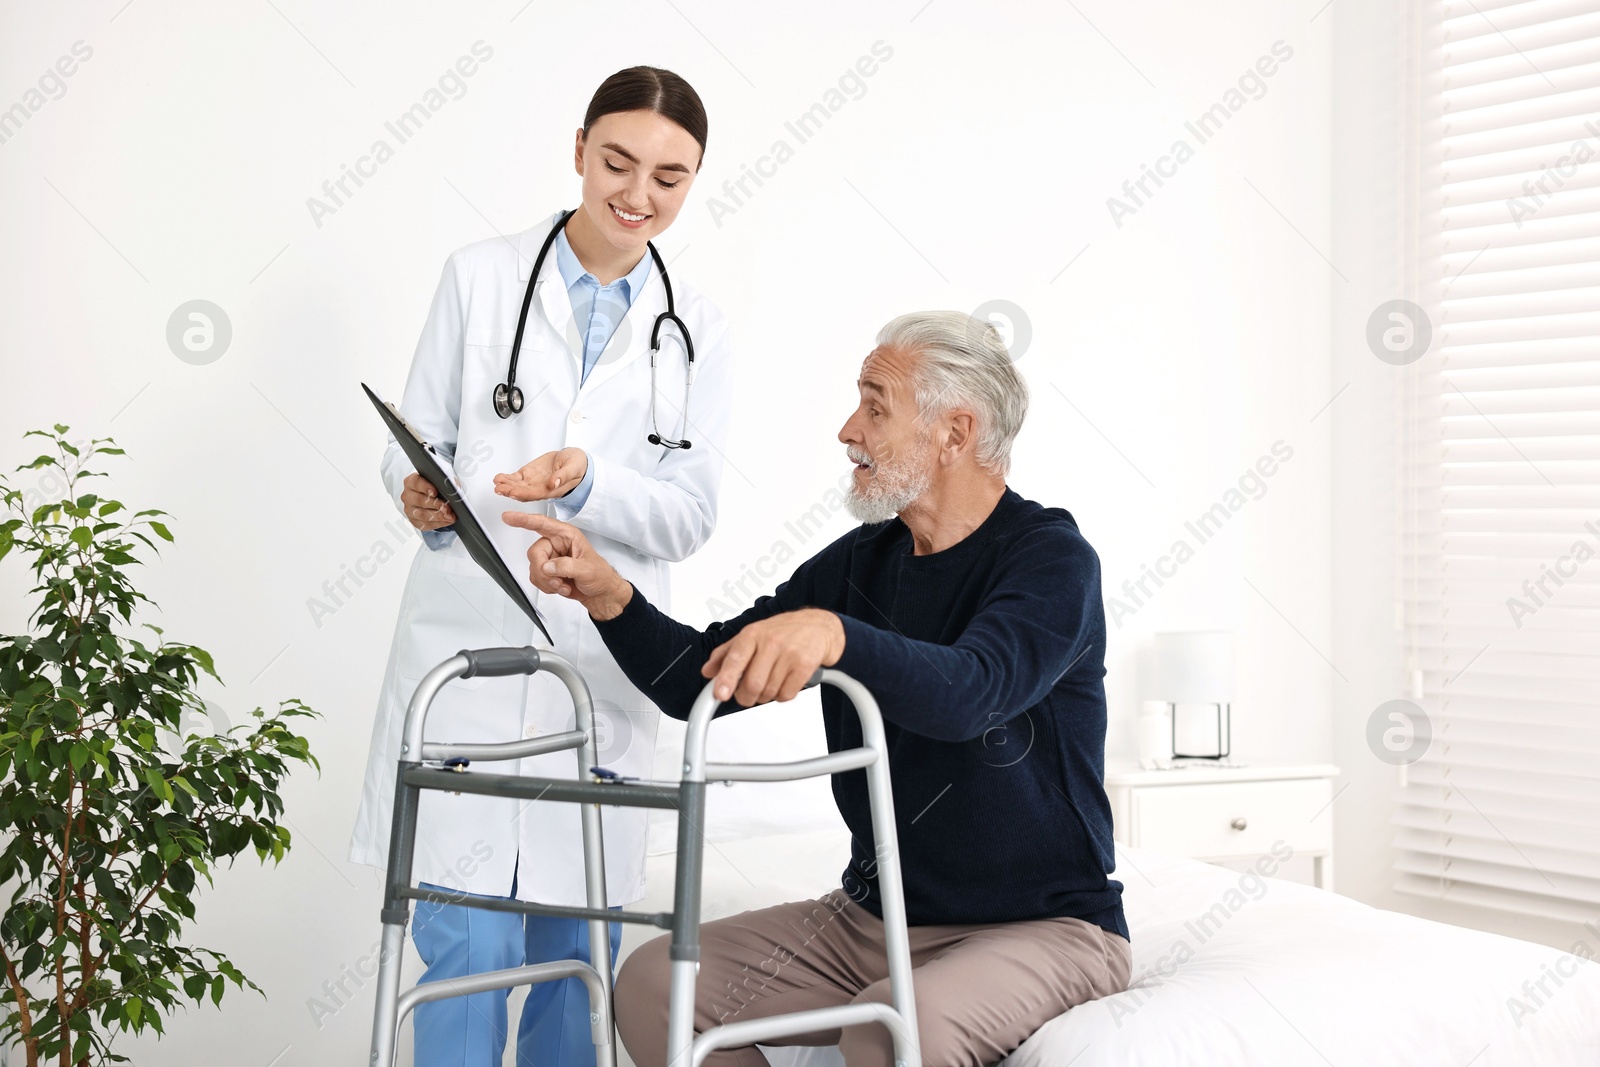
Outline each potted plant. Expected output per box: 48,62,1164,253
0,426,320,1066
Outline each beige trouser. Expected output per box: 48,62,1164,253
614,889,1131,1067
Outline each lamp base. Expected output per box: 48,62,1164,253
1169,700,1232,761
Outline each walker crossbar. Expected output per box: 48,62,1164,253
703,747,878,782
369,651,920,1067
398,884,674,928
419,728,589,763
685,1001,917,1067
393,957,612,1036
399,765,685,808
395,958,604,1017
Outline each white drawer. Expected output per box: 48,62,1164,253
1127,779,1332,859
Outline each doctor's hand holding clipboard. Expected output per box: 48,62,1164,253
348,67,734,1067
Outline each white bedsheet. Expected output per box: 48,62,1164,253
1013,846,1600,1067
622,831,1600,1067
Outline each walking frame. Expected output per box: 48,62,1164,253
369,646,922,1067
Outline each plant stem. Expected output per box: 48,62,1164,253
0,940,38,1067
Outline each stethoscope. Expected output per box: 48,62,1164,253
494,208,696,450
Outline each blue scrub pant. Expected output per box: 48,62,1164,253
412,874,622,1067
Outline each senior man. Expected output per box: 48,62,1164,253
501,311,1130,1067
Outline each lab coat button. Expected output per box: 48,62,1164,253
570,409,582,424
523,724,538,739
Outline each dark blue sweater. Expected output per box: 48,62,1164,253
593,487,1127,941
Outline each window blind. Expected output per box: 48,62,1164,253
1393,0,1600,924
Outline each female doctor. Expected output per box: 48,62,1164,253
349,67,732,1067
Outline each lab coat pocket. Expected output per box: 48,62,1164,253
461,327,566,423
461,328,520,410
463,327,518,349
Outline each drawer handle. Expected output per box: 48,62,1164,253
1230,817,1248,831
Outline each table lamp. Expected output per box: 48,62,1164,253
1138,630,1236,763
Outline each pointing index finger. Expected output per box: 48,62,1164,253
502,510,546,530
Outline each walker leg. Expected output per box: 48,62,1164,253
589,918,617,1067
582,795,616,1067
864,752,920,1067
368,922,408,1066
567,666,615,1066
370,764,422,1066
665,780,707,1067
665,959,700,1067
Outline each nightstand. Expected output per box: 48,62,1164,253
1103,762,1341,889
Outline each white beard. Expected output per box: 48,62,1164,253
845,435,933,525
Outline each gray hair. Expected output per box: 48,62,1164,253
874,311,1029,476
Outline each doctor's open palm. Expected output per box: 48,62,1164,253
501,511,632,619
493,448,588,502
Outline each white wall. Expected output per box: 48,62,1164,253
0,1,1333,1063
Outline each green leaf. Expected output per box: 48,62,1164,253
189,647,217,680
70,526,92,549
149,521,173,542
144,767,173,804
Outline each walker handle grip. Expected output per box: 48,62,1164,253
457,647,541,679
804,668,824,690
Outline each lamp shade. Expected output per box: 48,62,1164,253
1138,630,1235,704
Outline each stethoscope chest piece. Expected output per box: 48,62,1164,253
492,382,524,419
647,431,690,449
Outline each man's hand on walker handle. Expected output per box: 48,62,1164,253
500,511,846,706
500,511,633,619
701,609,846,706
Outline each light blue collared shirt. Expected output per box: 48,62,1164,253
550,223,653,514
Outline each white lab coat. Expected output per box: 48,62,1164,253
348,210,732,906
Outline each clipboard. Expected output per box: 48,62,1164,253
362,383,553,646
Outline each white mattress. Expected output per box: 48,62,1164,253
620,830,1600,1067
